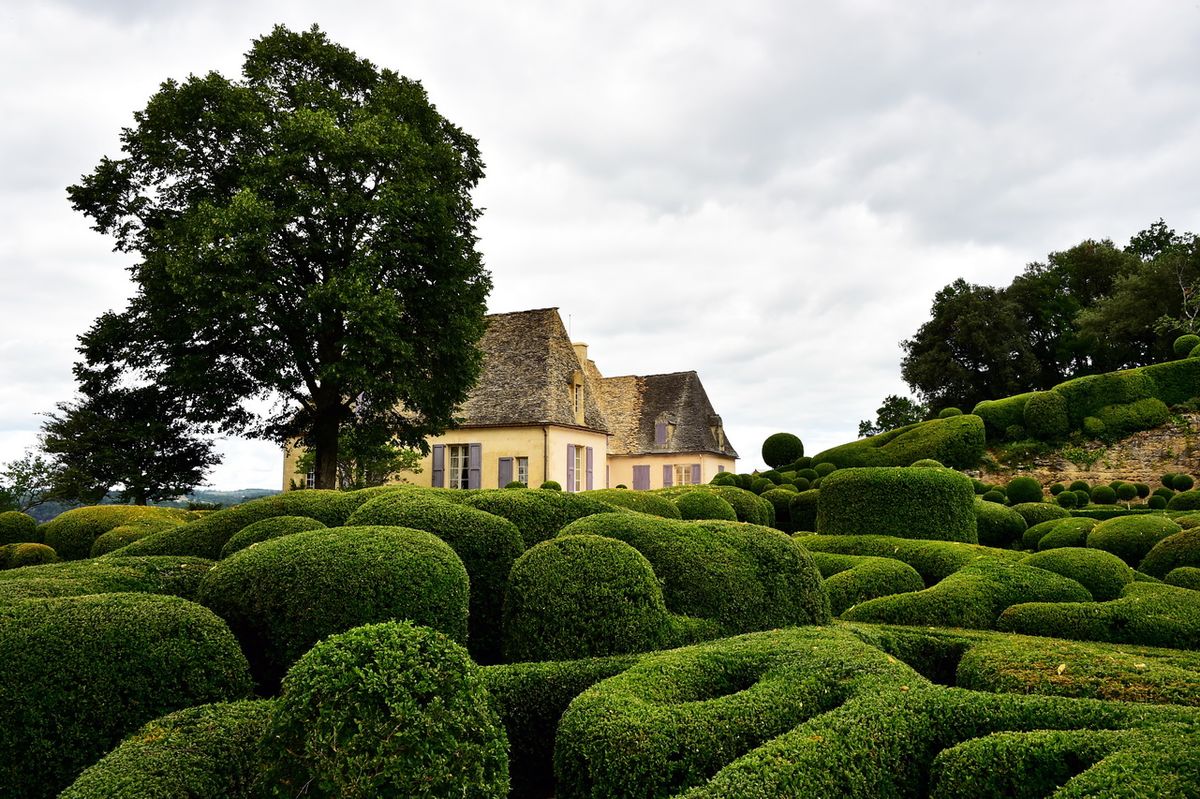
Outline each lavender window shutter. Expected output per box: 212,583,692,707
718,465,726,473
498,457,513,487
468,443,482,489
566,445,575,492
432,445,445,488
655,422,667,445
633,465,649,491
663,465,673,487
586,447,594,491
606,464,610,489
691,464,701,485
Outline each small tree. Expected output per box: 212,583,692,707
0,450,61,512
858,394,928,437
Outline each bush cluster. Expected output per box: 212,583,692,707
1022,391,1069,440
464,489,616,548
0,555,214,604
1010,501,1069,528
584,488,681,518
1085,515,1182,567
0,511,39,545
0,542,59,570
41,505,190,560
812,415,986,470
1036,518,1097,551
219,515,327,558
972,501,1027,549
675,490,738,521
817,467,978,543
1165,566,1200,589
1137,527,1200,578
1019,548,1135,601
811,552,925,616
795,533,1026,585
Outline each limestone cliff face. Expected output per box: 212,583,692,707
973,413,1200,487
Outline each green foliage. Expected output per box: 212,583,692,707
675,490,738,521
1095,397,1171,438
1149,495,1168,509
749,476,772,494
69,25,491,489
90,519,177,556
1010,501,1070,529
1037,518,1098,551
0,542,59,570
0,556,213,604
655,485,775,527
810,552,925,616
560,514,830,635
259,621,508,799
841,557,1092,629
463,489,615,548
502,535,676,662
60,701,275,799
788,489,820,532
1086,515,1183,567
973,500,1028,548
198,525,469,691
937,407,963,418
817,467,978,543
540,480,562,490
1088,485,1117,505
1173,473,1196,491
585,489,681,518
795,534,1026,585
1138,528,1200,578
813,415,986,470
219,515,327,558
981,489,1006,504
0,511,38,544
346,493,524,663
973,393,1035,439
0,450,60,512
761,432,803,468
1005,476,1043,504
858,394,928,437
1165,566,1200,589
505,480,527,488
1022,391,1069,440
1020,548,1135,601
1055,490,1078,508
0,593,251,799
1168,488,1200,510
1021,517,1094,550
1174,333,1200,358
998,582,1200,649
40,505,190,560
292,426,424,490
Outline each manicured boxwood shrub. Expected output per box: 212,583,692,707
1005,476,1043,505
1176,474,1197,491
502,535,676,662
1054,490,1077,508
41,505,191,560
0,555,214,604
1010,501,1070,528
1022,391,1069,440
1167,489,1200,511
1149,495,1169,509
811,552,925,616
464,489,617,548
1165,566,1200,589
972,500,1027,549
561,514,830,634
1173,333,1200,358
198,526,469,691
0,593,252,799
90,524,159,557
219,515,327,558
1037,518,1098,551
0,510,38,544
675,490,738,522
1020,518,1071,550
0,542,59,570
981,489,1006,504
1090,484,1117,504
656,485,775,527
1145,356,1200,403
584,489,681,518
750,476,772,494
840,558,1092,630
1020,548,1135,601
540,480,562,490
1086,515,1183,567
788,489,820,532
345,494,525,664
911,458,945,467
761,432,804,468
60,700,275,799
811,415,986,469
481,654,643,798
938,407,962,418
997,582,1200,649
1095,397,1172,438
259,621,508,799
1138,527,1200,578
972,393,1035,439
817,467,977,543
795,534,1026,586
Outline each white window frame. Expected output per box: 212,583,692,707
675,464,693,487
516,456,528,487
573,445,584,493
448,444,471,490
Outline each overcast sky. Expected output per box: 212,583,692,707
2,1,1199,490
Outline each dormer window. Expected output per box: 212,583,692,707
571,370,585,425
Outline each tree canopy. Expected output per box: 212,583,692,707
68,25,491,489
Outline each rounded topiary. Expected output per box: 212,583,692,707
260,622,508,799
710,472,738,487
1172,473,1195,491
1005,424,1026,440
1072,489,1091,507
1069,480,1091,492
0,541,60,570
759,469,783,485
1162,473,1179,487
1055,491,1078,509
761,433,804,469
198,526,470,691
973,479,989,494
0,593,251,799
817,467,978,543
90,524,161,557
814,462,837,477
1020,548,1135,601
1086,515,1183,567
1167,489,1200,511
788,489,820,533
1049,483,1065,496
1135,482,1151,498
1165,566,1200,589
504,481,527,489
60,700,274,799
1010,502,1070,529
675,490,738,522
219,515,328,558
793,476,812,491
1005,476,1043,505
0,555,215,604
973,501,1028,549
1036,518,1096,551
938,407,963,418
1082,416,1105,437
749,476,772,494
1090,485,1118,505
1154,486,1176,501
1149,495,1168,509
1022,391,1069,440
797,468,819,481
502,535,674,661
1173,333,1200,358
981,490,1007,504
41,505,189,561
539,481,561,490
1191,343,1200,359
584,489,682,519
1138,528,1200,578
1113,482,1138,502
0,511,38,545
464,489,617,549
911,458,945,468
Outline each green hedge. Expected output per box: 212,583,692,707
972,393,1035,439
997,582,1200,649
219,515,327,558
1037,518,1097,551
0,593,252,799
788,489,820,532
345,494,525,664
973,500,1027,548
198,526,469,691
41,505,191,560
502,535,678,662
840,557,1092,629
795,534,1026,585
761,432,804,468
1010,501,1070,528
259,621,508,799
60,700,275,799
481,654,643,798
1138,527,1200,578
0,542,59,570
1021,517,1097,550
810,552,925,616
1165,566,1200,589
0,511,38,544
1095,397,1171,438
1005,476,1043,504
1020,548,1135,601
817,467,978,543
1086,515,1183,567
583,489,682,518
0,555,213,604
675,490,738,521
811,415,986,470
90,523,160,557
463,489,617,548
1022,391,1069,440
655,485,774,527
1167,489,1200,511
560,514,830,634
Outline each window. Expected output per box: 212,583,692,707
448,444,471,489
574,384,582,415
305,469,316,489
674,464,700,486
517,457,528,486
573,445,584,493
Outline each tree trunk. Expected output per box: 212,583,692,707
312,405,341,490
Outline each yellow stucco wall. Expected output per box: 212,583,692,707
607,452,737,490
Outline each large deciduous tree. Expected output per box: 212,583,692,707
68,25,491,489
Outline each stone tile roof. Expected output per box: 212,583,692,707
597,371,739,458
455,308,610,431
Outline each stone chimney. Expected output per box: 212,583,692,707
572,341,588,367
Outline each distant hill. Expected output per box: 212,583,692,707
27,488,281,523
